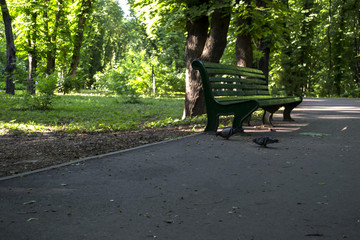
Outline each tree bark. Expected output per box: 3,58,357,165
43,0,63,75
183,15,209,118
68,0,93,77
235,0,253,67
200,2,231,62
236,35,253,67
257,39,270,82
183,0,231,118
0,0,16,95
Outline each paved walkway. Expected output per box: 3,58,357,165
1,98,360,240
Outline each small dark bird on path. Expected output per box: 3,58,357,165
216,127,236,140
253,136,279,147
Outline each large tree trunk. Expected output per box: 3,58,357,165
183,0,231,118
200,2,231,62
68,0,92,77
1,0,16,95
257,39,270,82
183,15,209,118
236,35,253,67
235,0,253,67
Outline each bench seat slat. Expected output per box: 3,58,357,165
256,97,302,106
217,96,302,106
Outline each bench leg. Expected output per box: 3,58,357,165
204,100,259,133
244,114,252,126
261,106,279,126
283,101,301,121
204,112,219,132
262,111,273,126
232,100,259,131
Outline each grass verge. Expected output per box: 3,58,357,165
0,92,207,135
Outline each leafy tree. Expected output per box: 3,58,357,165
184,0,232,117
81,0,127,87
132,0,232,117
68,0,94,78
43,0,64,75
270,0,320,96
24,0,40,94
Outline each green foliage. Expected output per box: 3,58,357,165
80,0,128,85
22,94,54,110
36,74,58,95
93,67,141,103
94,68,127,93
269,0,360,97
22,74,58,110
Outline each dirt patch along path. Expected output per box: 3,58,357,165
0,126,197,177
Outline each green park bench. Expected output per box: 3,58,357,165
191,59,303,132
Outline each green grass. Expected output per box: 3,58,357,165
0,92,207,135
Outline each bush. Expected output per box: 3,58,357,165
0,81,5,91
23,74,58,110
94,69,127,94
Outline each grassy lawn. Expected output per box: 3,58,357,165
0,91,207,135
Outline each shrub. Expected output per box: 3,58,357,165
23,74,58,110
94,68,141,101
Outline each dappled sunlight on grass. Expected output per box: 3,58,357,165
0,93,203,134
0,121,57,135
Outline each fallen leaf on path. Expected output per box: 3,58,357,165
300,132,330,137
23,200,36,205
27,218,38,222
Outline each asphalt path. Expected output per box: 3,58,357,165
1,98,360,240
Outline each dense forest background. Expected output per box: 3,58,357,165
1,0,359,100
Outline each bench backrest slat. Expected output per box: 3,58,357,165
243,90,269,95
209,77,266,85
206,69,266,80
191,60,270,101
202,61,264,74
213,90,245,96
211,83,243,89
